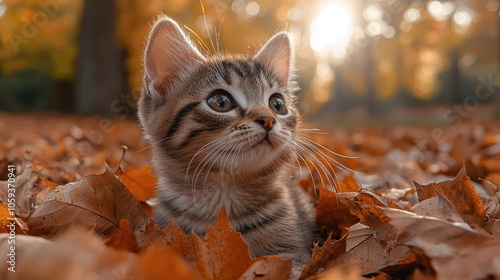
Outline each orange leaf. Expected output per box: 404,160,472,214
139,245,194,280
316,188,358,238
104,219,141,253
164,206,289,280
116,166,157,202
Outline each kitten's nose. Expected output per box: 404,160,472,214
255,116,276,132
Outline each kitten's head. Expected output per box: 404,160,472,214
139,16,300,184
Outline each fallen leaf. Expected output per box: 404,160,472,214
316,188,358,238
164,206,289,280
299,233,347,279
115,166,157,202
138,245,194,280
354,191,400,251
384,208,500,279
239,256,292,280
0,152,38,218
315,267,361,280
104,219,141,253
0,204,26,235
0,228,138,280
410,194,466,224
414,181,439,202
414,166,486,228
27,164,149,239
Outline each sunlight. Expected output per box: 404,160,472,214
309,1,353,60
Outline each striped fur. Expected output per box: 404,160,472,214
138,16,316,264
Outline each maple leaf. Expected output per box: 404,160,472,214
27,164,149,239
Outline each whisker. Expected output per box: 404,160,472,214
294,136,357,174
199,0,216,52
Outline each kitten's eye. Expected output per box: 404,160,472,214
207,89,236,112
269,94,288,115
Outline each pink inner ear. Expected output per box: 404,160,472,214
144,17,205,94
254,33,292,86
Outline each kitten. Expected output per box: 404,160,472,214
138,16,317,265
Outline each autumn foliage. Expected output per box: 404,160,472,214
0,114,500,279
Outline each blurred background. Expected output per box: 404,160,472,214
0,0,499,124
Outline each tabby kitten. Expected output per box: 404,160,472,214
138,16,316,264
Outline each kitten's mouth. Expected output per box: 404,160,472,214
252,135,273,148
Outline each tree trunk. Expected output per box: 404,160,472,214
75,0,126,115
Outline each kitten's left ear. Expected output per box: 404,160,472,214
254,32,293,86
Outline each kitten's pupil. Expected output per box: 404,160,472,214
207,89,235,112
269,94,288,115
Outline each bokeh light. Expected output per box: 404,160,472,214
309,1,353,60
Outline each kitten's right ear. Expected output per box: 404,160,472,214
144,16,205,97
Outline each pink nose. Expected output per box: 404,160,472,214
255,116,276,132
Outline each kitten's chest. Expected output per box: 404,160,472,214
168,184,254,233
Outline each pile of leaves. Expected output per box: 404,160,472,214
0,113,499,279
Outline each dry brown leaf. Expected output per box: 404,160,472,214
239,256,292,280
104,219,141,253
354,191,400,251
410,194,465,224
0,152,38,218
0,228,138,280
339,173,361,192
435,166,486,227
342,223,414,276
27,164,149,239
316,188,358,238
481,190,500,236
302,222,414,277
414,166,486,228
115,165,157,202
138,245,195,280
384,208,500,279
414,181,439,202
299,233,347,280
483,173,500,190
37,177,58,190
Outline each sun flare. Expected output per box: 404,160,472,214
309,1,354,60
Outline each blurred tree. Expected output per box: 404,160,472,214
76,0,126,115
0,0,82,111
